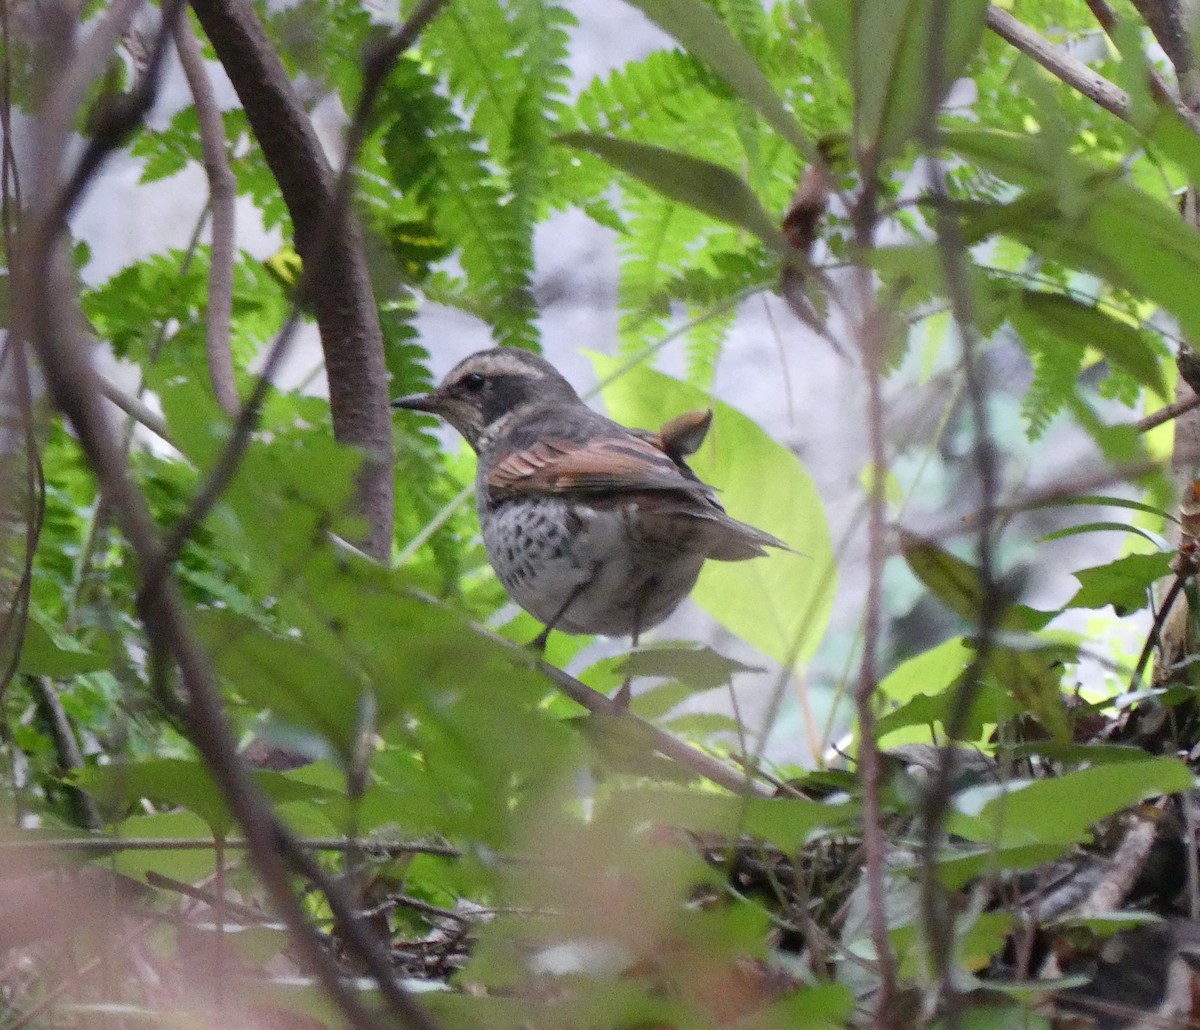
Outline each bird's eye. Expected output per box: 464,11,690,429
462,372,486,391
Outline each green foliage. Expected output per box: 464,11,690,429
9,0,1200,1026
594,354,836,668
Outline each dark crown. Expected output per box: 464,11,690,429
393,348,582,450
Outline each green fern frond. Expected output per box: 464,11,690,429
417,0,522,163
571,49,709,139
716,0,770,52
378,57,538,348
684,303,737,390
508,0,575,229
383,302,472,587
617,192,712,356
1019,325,1084,440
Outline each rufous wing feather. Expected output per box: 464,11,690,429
487,435,713,499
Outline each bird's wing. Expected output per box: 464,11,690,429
486,433,714,499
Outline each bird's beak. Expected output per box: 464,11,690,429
391,392,439,413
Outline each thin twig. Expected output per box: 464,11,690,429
848,182,898,1030
1129,572,1188,693
1084,0,1178,107
915,7,1008,1027
146,869,269,924
17,4,442,1027
30,677,104,830
0,340,46,702
0,835,463,855
173,13,238,415
1128,0,1200,109
1137,393,1200,432
97,373,174,444
535,656,773,798
986,5,1132,122
907,439,1200,551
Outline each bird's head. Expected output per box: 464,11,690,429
392,348,581,451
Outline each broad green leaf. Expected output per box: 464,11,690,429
892,911,1013,978
604,784,857,851
988,642,1072,743
898,843,1069,891
558,133,784,250
876,681,1020,742
630,679,702,721
620,0,815,158
947,758,1193,847
1066,550,1173,616
592,355,835,669
879,635,972,707
901,535,1028,630
621,645,761,690
194,610,364,760
75,759,338,836
97,811,218,884
812,0,987,163
949,129,1200,345
740,983,854,1029
18,615,109,677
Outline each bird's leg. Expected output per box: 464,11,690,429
613,599,644,709
527,567,598,653
529,625,552,653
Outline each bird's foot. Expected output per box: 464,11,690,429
613,678,632,709
528,626,551,654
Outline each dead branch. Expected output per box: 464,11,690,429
986,6,1132,122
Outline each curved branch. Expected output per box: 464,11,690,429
16,4,442,1028
187,0,405,560
173,13,238,415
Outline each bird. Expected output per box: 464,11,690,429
392,348,791,702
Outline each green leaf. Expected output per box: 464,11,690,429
947,758,1193,847
876,681,1021,741
1038,521,1166,549
592,355,835,669
99,811,219,884
629,679,701,721
901,535,1029,630
879,636,972,707
194,610,364,760
812,0,987,162
620,0,815,158
74,759,335,836
605,784,857,852
621,645,761,690
988,642,1072,743
558,133,785,250
1030,494,1176,524
902,843,1070,891
1010,291,1168,399
950,129,1200,346
661,711,741,736
18,615,109,677
1067,551,1173,616
740,983,854,1029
